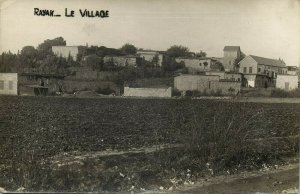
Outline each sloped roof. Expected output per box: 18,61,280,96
137,50,166,54
250,55,286,67
175,57,217,60
223,46,240,51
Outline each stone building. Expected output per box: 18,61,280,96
205,71,243,81
239,55,287,78
137,50,165,67
238,55,287,88
220,46,242,72
243,74,274,88
175,57,222,74
174,74,241,95
52,46,87,61
276,75,298,90
18,73,65,95
103,55,141,67
0,73,18,95
287,66,298,75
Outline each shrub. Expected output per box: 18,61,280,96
172,88,181,97
182,102,268,172
96,87,115,95
271,88,300,98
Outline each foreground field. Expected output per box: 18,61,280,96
0,96,299,192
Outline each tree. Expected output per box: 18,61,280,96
0,52,20,72
152,54,159,67
37,37,66,58
196,50,207,57
19,46,38,68
120,43,137,55
161,55,184,74
84,54,103,71
166,45,190,58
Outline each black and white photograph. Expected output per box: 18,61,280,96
0,0,299,193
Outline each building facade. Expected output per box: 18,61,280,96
137,50,164,67
103,55,141,67
276,75,298,90
287,66,298,75
0,73,18,95
239,55,287,78
175,57,221,74
174,74,241,95
238,55,287,88
220,46,241,72
52,46,80,61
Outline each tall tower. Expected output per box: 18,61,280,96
222,46,241,72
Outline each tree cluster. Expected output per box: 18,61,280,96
0,37,77,74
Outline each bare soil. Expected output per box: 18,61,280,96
175,161,299,194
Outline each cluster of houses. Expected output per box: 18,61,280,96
0,45,299,97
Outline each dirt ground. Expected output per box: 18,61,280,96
173,158,299,194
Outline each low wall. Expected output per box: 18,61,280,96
210,81,241,95
124,87,172,98
174,75,241,96
174,75,220,91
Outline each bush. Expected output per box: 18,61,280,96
271,88,300,98
182,102,268,173
184,90,198,97
172,88,181,97
96,87,115,95
184,89,224,97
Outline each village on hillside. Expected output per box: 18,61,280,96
0,37,299,98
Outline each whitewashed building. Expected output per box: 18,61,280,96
137,50,165,67
52,46,79,61
276,75,298,90
0,73,18,95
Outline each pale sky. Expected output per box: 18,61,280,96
1,0,300,66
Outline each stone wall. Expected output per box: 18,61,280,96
174,75,220,91
137,51,164,66
123,87,172,98
0,73,18,95
175,58,213,73
174,74,241,95
210,81,241,95
243,74,274,88
276,75,299,90
103,56,138,67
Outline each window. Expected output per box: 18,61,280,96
199,63,202,66
249,67,252,74
237,78,241,82
229,61,231,66
9,81,13,90
0,80,3,90
258,68,261,73
243,67,247,73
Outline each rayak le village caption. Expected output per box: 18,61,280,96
34,8,109,18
